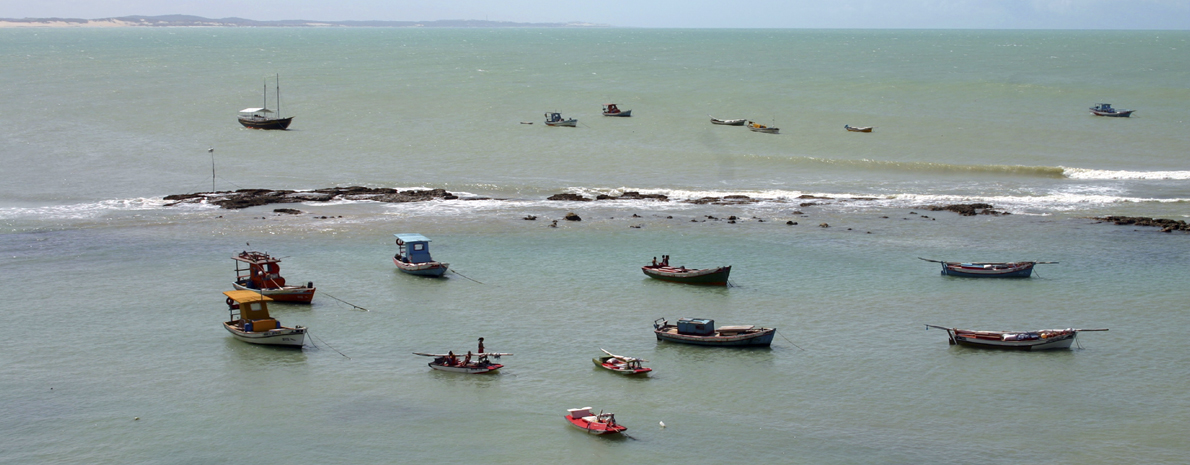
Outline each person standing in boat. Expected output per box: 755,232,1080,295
477,337,485,354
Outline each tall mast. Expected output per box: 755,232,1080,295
276,73,281,118
262,78,267,111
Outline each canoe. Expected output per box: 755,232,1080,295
642,255,730,286
844,124,873,132
926,325,1107,350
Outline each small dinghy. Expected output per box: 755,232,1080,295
919,257,1056,278
602,103,631,117
844,124,873,132
413,351,512,374
710,115,746,126
642,255,731,286
926,325,1108,350
747,121,779,134
593,349,652,375
1089,103,1134,117
565,407,627,435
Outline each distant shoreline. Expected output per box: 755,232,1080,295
0,15,608,28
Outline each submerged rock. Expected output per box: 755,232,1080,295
163,187,459,209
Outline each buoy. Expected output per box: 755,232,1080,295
134,417,139,421
659,421,666,428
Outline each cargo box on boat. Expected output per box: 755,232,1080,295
677,318,714,335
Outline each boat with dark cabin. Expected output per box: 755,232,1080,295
602,103,632,117
642,255,731,286
231,251,316,303
653,318,776,347
920,258,1055,278
544,112,577,127
926,325,1108,350
222,290,306,347
238,74,293,130
393,233,449,277
1089,103,1134,117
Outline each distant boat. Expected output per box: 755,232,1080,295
565,407,627,435
238,74,293,130
222,290,306,347
919,258,1056,278
231,251,316,303
544,112,577,127
844,124,873,132
1089,103,1134,117
710,116,746,126
602,103,631,117
413,351,511,373
593,349,652,375
642,255,730,286
747,120,779,134
926,325,1107,350
393,233,449,277
653,318,776,347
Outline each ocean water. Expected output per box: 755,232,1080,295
1,28,1188,464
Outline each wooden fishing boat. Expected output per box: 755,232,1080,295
747,121,779,134
919,258,1055,278
238,74,293,130
710,116,746,126
844,124,873,132
602,103,631,117
222,290,306,347
393,233,449,277
926,325,1107,350
231,251,316,303
565,407,627,435
1090,103,1134,117
413,351,511,373
593,349,652,375
653,318,776,347
642,255,731,286
544,112,577,127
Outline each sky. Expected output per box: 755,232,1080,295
4,0,1190,29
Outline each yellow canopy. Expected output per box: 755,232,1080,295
223,290,275,304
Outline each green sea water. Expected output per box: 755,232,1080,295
1,28,1188,464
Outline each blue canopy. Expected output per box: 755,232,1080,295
394,233,432,243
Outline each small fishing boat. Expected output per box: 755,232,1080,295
1089,103,1134,117
919,258,1055,278
710,116,746,126
238,74,293,130
747,121,779,134
593,349,652,375
926,325,1108,350
393,233,449,277
231,251,316,303
222,290,306,347
602,103,632,117
544,112,577,127
565,407,627,435
642,255,731,286
413,351,511,373
844,124,873,132
653,318,776,347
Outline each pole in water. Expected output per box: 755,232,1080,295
208,148,215,192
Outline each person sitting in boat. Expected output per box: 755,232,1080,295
447,351,458,366
463,351,473,366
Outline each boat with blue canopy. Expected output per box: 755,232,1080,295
393,233,449,277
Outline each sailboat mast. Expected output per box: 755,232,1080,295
276,73,281,118
262,78,267,111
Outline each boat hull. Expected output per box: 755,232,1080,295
1091,110,1133,117
845,126,873,132
941,262,1034,278
749,127,779,134
654,326,776,347
545,120,578,127
238,116,293,130
602,110,632,117
223,322,305,347
642,265,731,286
593,357,652,375
710,117,746,126
565,416,627,435
231,282,316,303
428,362,503,374
393,257,449,277
953,334,1076,350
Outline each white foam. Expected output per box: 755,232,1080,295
1063,167,1190,180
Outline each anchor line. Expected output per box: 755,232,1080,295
449,269,484,284
777,330,804,351
307,331,349,359
323,292,368,311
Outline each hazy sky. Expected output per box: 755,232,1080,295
5,0,1190,29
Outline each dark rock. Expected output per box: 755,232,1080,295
819,223,829,228
547,193,591,201
564,212,582,221
786,221,796,225
728,216,738,221
799,202,819,207
921,203,1001,216
273,208,302,215
523,215,537,221
1095,216,1189,232
797,194,831,199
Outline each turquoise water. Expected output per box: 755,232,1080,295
1,28,1188,463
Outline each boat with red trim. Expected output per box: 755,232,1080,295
565,407,627,435
920,258,1056,278
653,318,776,347
413,351,511,373
231,251,316,303
593,349,652,375
394,234,449,277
